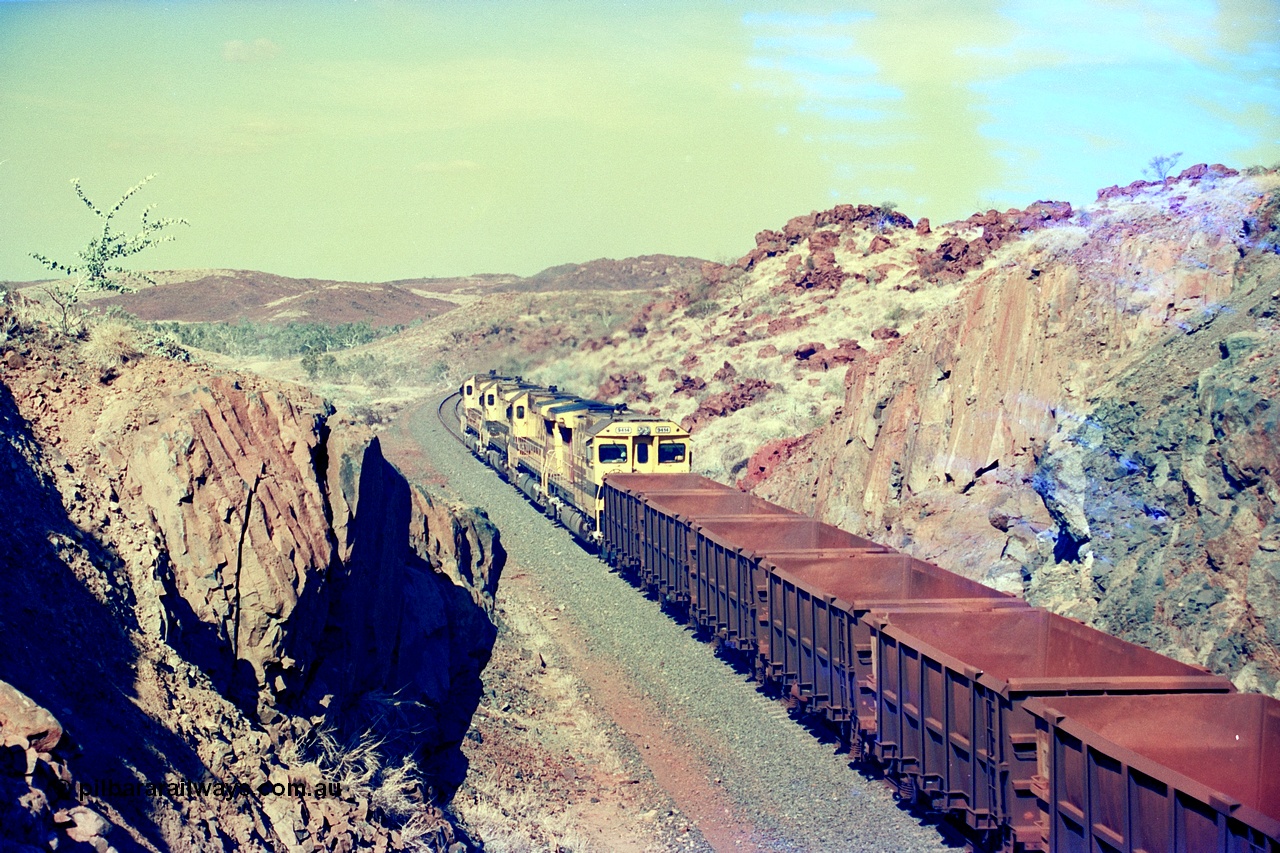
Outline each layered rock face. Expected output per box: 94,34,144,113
1028,274,1280,692
0,309,500,850
750,170,1280,692
115,374,500,734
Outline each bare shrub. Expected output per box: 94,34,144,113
370,754,427,827
685,299,721,318
30,175,187,333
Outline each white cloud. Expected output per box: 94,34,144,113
223,38,281,63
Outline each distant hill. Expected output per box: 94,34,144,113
96,270,458,327
390,254,706,295
5,255,707,327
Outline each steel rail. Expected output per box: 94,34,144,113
436,389,465,445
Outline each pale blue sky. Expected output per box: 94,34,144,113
1,0,1276,282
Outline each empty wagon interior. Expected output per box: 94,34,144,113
767,553,1014,605
696,517,882,553
645,490,801,519
879,609,1225,681
1039,693,1280,821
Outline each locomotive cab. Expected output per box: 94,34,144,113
587,418,691,475
454,374,692,544
459,373,507,450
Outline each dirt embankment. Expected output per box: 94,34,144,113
0,300,503,851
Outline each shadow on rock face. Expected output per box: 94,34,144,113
282,434,499,802
0,380,213,851
1,358,501,848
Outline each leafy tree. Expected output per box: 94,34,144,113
1144,152,1183,182
875,200,899,232
300,350,322,381
30,175,187,332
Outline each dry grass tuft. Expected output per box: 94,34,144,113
83,319,143,371
286,713,453,852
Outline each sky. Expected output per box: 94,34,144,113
1,0,1277,283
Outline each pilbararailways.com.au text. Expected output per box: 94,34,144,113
52,778,345,801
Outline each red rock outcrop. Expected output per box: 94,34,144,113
918,200,1072,281
767,314,807,335
808,231,840,252
712,361,737,382
737,435,814,491
790,249,848,290
793,340,864,370
597,370,651,403
679,379,774,433
737,203,914,269
672,374,707,396
867,235,894,254
810,341,864,371
1096,163,1240,201
700,260,733,285
793,342,823,361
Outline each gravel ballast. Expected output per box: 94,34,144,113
407,399,955,852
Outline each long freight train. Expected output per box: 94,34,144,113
455,373,1278,853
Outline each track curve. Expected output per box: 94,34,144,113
436,389,465,444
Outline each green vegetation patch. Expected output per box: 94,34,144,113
149,319,405,360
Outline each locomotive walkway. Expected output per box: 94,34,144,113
404,398,955,852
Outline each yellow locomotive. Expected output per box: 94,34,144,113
459,372,692,541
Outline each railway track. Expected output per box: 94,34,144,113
436,389,464,444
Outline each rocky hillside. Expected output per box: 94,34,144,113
1027,259,1280,694
0,298,503,851
543,165,1280,695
